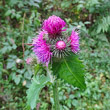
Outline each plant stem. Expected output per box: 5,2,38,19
53,81,60,110
46,67,54,83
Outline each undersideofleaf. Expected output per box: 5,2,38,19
27,75,50,109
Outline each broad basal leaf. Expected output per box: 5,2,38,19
27,75,50,109
52,54,86,90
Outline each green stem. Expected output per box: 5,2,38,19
53,81,60,110
46,67,54,83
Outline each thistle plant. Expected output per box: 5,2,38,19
27,15,86,110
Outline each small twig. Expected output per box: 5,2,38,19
22,38,25,58
22,13,26,58
24,43,32,46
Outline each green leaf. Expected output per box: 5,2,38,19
52,54,86,90
5,10,12,16
34,64,41,76
27,75,50,109
12,73,22,85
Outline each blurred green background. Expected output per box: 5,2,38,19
0,0,110,110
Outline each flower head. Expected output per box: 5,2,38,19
42,15,66,35
32,16,80,66
32,31,52,65
26,57,32,64
56,41,66,50
68,30,80,53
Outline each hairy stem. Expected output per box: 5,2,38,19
53,81,60,110
46,67,60,109
46,67,54,83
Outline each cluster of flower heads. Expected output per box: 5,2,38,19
32,15,80,66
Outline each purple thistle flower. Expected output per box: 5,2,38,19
32,31,52,65
32,16,80,65
68,30,80,53
42,15,66,35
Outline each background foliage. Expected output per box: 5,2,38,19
0,0,110,109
